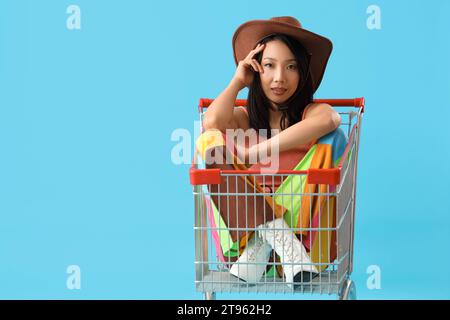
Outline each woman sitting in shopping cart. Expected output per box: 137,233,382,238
200,16,340,287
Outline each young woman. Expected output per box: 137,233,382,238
200,16,340,287
203,17,340,165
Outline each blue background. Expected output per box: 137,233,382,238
0,0,449,299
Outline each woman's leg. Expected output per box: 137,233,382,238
228,232,272,282
203,140,317,285
205,144,278,243
259,218,319,288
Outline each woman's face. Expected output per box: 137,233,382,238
259,40,300,108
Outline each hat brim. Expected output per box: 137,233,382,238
232,20,333,93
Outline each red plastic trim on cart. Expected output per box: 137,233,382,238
189,167,221,185
198,97,365,113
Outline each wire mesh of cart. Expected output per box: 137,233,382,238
190,97,364,300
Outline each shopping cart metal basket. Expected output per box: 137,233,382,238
190,97,364,300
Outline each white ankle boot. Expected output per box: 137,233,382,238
258,218,318,288
229,233,272,283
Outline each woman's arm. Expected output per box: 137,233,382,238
203,44,266,132
250,103,341,159
202,79,242,132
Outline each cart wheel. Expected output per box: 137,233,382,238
339,279,356,300
204,292,216,300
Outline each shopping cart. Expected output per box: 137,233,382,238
190,97,364,300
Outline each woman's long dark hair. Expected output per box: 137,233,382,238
247,33,313,139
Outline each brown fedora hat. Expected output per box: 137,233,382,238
232,16,333,93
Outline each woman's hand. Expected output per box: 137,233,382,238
235,143,262,165
231,43,265,91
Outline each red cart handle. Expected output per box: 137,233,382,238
199,97,365,113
